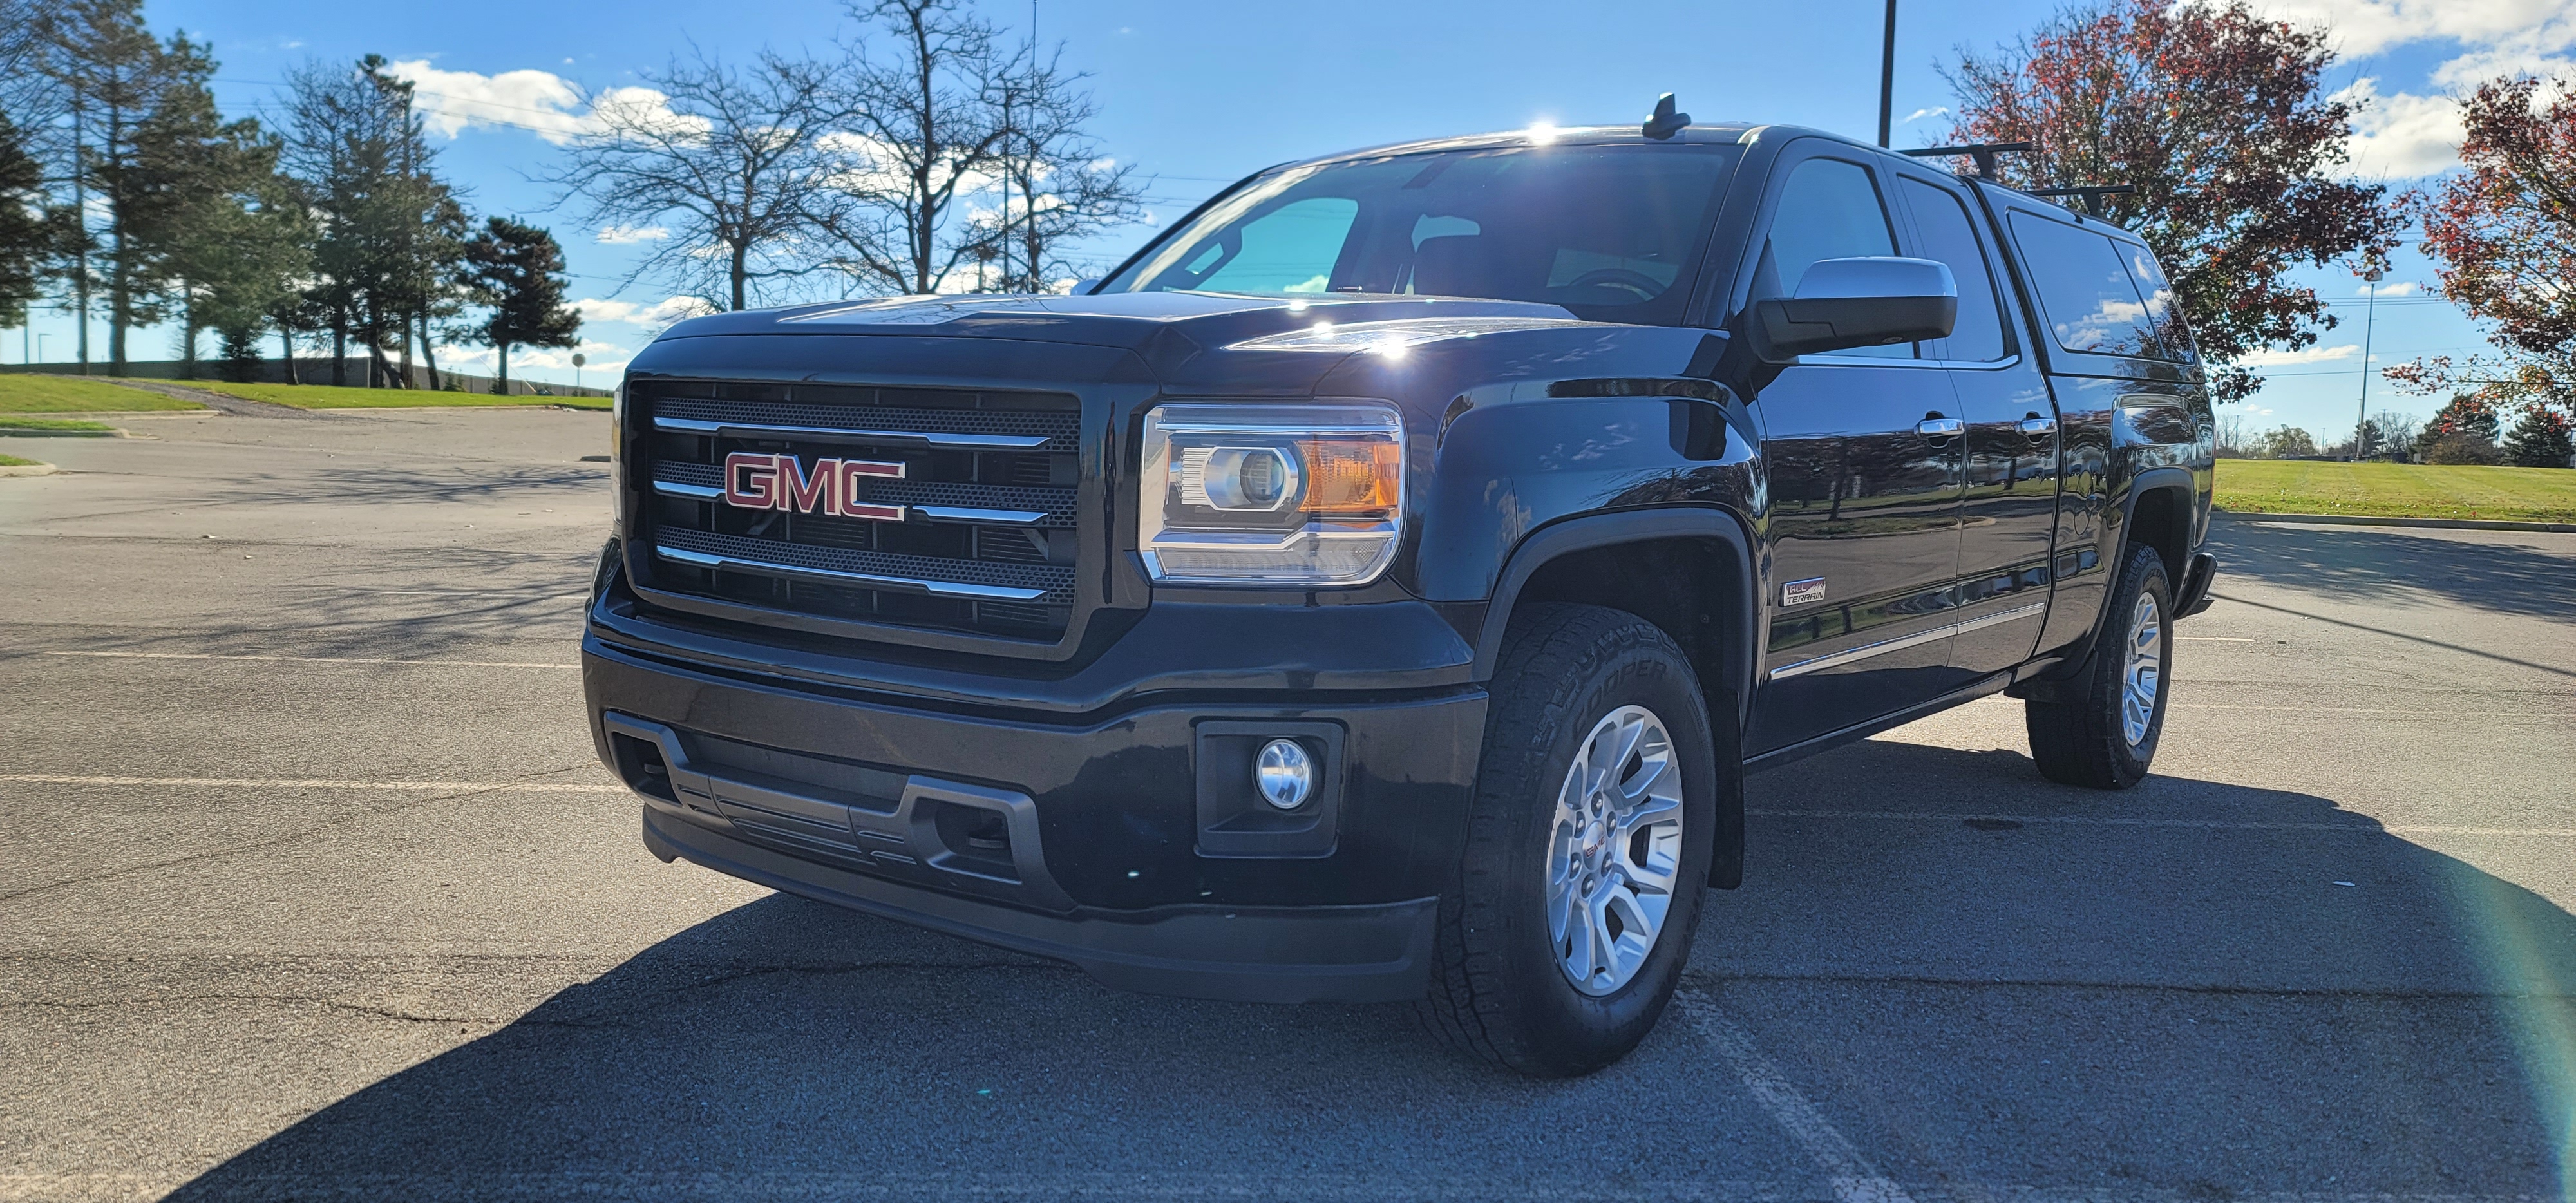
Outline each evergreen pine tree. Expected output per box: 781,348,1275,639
2503,411,2575,469
0,107,49,327
457,217,580,395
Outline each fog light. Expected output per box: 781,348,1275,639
1255,739,1314,810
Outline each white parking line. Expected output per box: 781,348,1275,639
2172,703,2568,717
1674,989,1918,1203
0,774,626,793
1750,809,2576,837
35,650,580,669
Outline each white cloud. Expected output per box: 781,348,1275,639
2247,2,2576,176
2240,343,2362,366
2251,0,2576,59
596,224,669,245
2356,280,2419,296
573,296,718,326
1902,106,1951,124
386,59,589,142
2335,79,2467,178
442,339,632,375
382,61,697,146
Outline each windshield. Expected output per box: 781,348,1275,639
1099,143,1742,325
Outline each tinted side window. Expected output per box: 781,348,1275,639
1898,178,2008,362
2009,211,2161,359
2118,243,2195,361
1759,156,1907,357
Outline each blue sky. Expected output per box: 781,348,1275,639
15,0,2566,440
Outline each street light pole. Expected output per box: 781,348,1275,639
2354,268,2382,462
1878,0,1898,147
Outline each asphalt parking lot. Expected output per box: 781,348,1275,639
3,408,2572,1202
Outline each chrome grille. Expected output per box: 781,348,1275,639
633,382,1083,640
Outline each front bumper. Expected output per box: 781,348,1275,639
582,634,1487,1004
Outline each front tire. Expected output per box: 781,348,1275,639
1420,603,1717,1077
2026,544,2174,789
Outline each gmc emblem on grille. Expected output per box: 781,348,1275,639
722,451,906,522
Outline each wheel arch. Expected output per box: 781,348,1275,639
1473,507,1757,889
2120,466,2197,590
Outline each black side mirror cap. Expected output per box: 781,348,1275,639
1743,256,1958,363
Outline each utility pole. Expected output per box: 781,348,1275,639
71,91,89,373
2354,267,2382,462
1877,0,1897,147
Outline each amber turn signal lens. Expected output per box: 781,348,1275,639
1299,439,1400,513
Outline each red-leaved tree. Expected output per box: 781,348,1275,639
1944,0,2400,403
2384,77,2576,430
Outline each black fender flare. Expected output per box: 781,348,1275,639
2016,465,2199,700
1471,506,1757,889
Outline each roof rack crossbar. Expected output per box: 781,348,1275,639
1901,141,2036,177
2027,184,2139,218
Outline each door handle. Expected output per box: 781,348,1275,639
1915,417,1965,439
2020,415,2058,439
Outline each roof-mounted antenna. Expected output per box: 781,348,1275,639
1643,93,1691,140
1902,141,2036,178
2028,184,2139,220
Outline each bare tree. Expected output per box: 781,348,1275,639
987,44,1141,292
2367,410,2421,460
815,0,1020,295
2213,411,2249,458
547,50,845,311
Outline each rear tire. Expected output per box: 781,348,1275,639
2027,544,2173,789
1419,603,1717,1077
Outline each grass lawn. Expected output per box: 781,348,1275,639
0,417,116,431
189,381,611,410
0,375,200,413
0,453,41,467
2215,459,2576,524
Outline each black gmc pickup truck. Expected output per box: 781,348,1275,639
583,109,2217,1077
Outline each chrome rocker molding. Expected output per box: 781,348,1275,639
656,544,1052,602
1768,602,2047,681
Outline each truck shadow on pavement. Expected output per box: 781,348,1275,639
168,740,2576,1198
2208,522,2576,622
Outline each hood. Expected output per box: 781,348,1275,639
647,291,1618,396
659,290,1576,350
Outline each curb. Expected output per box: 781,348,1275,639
0,427,120,438
2213,510,2576,534
1,410,218,421
0,461,59,478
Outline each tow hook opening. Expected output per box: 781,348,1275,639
609,731,677,802
925,799,1019,882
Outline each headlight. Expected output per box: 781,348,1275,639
1138,403,1404,586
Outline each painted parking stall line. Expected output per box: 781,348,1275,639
0,774,627,793
36,650,581,669
1674,989,1917,1203
1750,808,2576,838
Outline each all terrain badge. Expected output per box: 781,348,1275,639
1782,577,1826,607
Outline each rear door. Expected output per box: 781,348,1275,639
1888,168,2062,675
1743,144,1968,755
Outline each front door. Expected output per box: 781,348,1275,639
1745,148,1967,755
